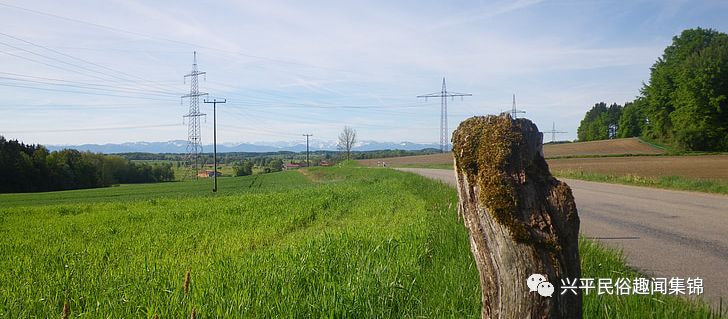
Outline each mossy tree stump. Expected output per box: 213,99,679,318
452,114,581,318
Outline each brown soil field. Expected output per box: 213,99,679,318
358,153,728,181
358,153,452,167
547,155,728,180
543,137,664,157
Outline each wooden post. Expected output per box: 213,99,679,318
451,114,582,318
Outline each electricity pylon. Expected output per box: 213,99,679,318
510,94,526,119
417,77,472,152
181,51,208,179
546,122,567,142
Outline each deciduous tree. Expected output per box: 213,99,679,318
337,126,357,161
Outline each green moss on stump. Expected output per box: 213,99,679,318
452,114,531,242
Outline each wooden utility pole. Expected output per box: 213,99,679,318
451,114,582,318
204,98,225,192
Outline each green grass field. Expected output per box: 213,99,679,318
0,173,308,208
0,166,481,317
0,165,721,317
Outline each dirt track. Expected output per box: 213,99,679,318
396,167,728,308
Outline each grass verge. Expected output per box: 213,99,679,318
581,238,721,318
553,170,728,195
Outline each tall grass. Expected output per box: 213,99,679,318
0,168,480,317
581,238,721,318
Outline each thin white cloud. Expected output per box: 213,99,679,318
430,0,546,30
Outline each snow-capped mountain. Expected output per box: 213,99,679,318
47,140,440,153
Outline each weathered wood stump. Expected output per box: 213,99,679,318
451,114,581,318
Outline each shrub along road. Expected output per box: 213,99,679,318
396,167,728,309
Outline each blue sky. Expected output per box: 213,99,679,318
1,0,727,146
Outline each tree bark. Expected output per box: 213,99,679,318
451,114,582,318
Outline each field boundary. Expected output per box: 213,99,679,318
637,137,669,151
552,170,728,195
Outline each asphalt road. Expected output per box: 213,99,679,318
396,167,728,309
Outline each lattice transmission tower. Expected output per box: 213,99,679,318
510,94,526,119
417,77,472,152
181,51,208,179
546,122,567,143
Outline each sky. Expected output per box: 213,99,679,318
1,0,727,147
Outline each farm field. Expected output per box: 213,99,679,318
357,138,728,182
548,155,728,181
360,153,728,193
171,164,236,181
358,137,666,168
0,166,482,317
0,173,310,208
543,137,665,157
1,165,722,317
358,152,453,168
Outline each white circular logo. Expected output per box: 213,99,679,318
527,274,547,292
537,281,555,297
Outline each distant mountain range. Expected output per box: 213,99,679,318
46,140,440,154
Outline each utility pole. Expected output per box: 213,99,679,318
303,134,313,167
510,94,526,119
181,51,208,179
417,77,472,152
546,122,567,143
204,98,225,192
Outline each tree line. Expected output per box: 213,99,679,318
232,158,285,176
0,136,174,193
115,149,438,164
577,28,728,151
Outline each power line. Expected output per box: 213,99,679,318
218,124,302,138
0,39,178,91
0,2,368,77
0,102,158,109
417,77,472,152
0,72,177,96
0,71,434,112
0,82,174,101
0,75,178,99
224,105,437,130
0,48,124,84
0,21,445,119
3,123,179,134
0,32,181,94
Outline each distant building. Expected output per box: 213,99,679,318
197,170,222,178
